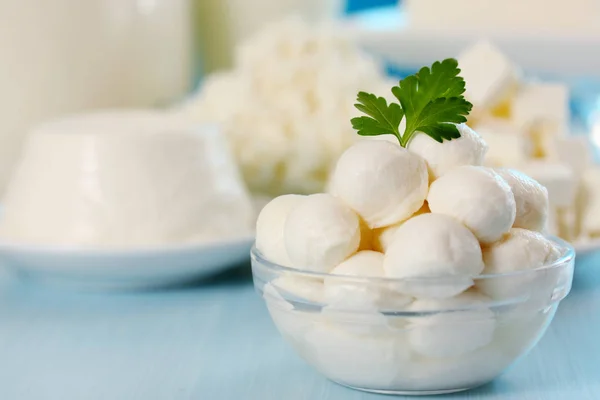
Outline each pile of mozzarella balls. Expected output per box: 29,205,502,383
256,123,563,362
257,123,560,298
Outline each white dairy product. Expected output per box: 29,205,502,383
263,282,323,344
405,292,496,358
384,214,484,298
476,228,561,299
180,18,390,196
284,193,360,272
475,118,532,167
511,82,569,134
372,202,430,253
256,194,306,266
553,136,593,174
303,322,410,389
329,141,428,229
404,345,510,392
495,169,549,232
457,41,519,111
407,124,488,181
270,275,325,304
324,251,412,310
0,0,193,195
427,166,516,243
0,111,253,247
518,161,577,208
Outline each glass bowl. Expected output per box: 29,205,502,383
251,238,575,396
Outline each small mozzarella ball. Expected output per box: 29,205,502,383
384,214,484,298
329,141,428,229
324,251,412,310
284,193,360,272
428,166,516,244
405,345,509,392
476,228,561,299
408,124,488,181
495,168,549,232
304,323,410,388
372,202,430,253
406,292,496,358
256,194,305,266
263,277,325,343
271,275,325,304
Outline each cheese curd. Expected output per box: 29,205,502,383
384,214,484,298
406,292,496,358
495,169,549,232
428,166,516,244
284,193,360,272
476,228,561,299
255,194,305,266
329,141,428,229
408,123,488,181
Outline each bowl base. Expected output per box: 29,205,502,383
331,380,479,396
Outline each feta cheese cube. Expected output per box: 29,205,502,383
474,118,532,167
518,161,577,208
511,82,569,134
458,41,519,111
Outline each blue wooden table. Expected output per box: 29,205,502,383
0,252,598,400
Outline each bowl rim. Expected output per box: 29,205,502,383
251,235,575,283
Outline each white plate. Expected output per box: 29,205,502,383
341,8,600,78
0,236,254,290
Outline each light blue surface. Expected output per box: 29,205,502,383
0,253,599,400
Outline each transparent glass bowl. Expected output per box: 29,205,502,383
251,239,575,396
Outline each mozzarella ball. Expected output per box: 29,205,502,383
372,202,430,253
428,166,516,244
304,323,410,388
384,214,484,298
408,124,488,181
263,278,324,343
406,292,496,358
324,251,412,310
284,193,360,272
495,168,549,232
405,345,509,391
329,141,428,229
256,194,305,265
476,228,561,299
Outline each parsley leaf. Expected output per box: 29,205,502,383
351,92,404,142
351,58,472,147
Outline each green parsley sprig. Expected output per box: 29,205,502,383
351,58,472,147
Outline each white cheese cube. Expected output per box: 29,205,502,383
511,82,569,134
518,161,577,208
552,136,593,174
458,41,519,111
474,118,532,167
